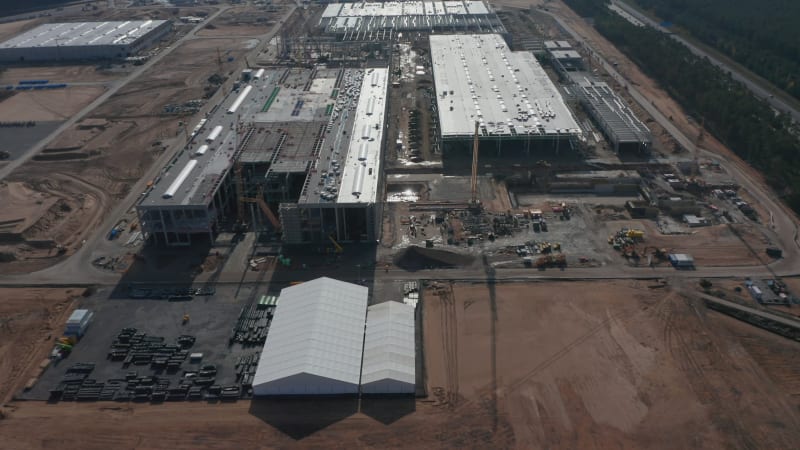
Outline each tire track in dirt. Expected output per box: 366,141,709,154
439,283,460,407
654,292,758,450
505,305,640,395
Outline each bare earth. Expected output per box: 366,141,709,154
0,288,80,404
606,220,768,266
2,282,800,448
422,281,800,448
0,65,121,85
0,17,262,272
0,19,39,42
0,87,106,122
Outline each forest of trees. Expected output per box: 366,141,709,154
631,0,800,101
564,0,800,213
0,0,75,18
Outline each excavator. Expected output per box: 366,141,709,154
328,232,343,254
240,188,282,233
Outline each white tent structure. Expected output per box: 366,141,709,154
253,277,368,396
360,301,416,395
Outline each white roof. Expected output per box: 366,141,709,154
253,278,368,389
430,34,581,138
0,20,168,49
322,1,488,18
361,301,416,389
337,68,387,204
670,253,694,262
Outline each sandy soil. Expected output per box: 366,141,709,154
0,19,40,42
196,4,288,37
1,30,258,271
0,288,81,404
0,87,106,122
606,219,766,266
0,65,120,85
422,281,800,448
0,181,58,233
3,281,799,448
0,173,109,273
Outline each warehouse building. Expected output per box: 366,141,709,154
430,34,581,154
0,20,171,62
572,76,651,153
361,301,416,395
137,66,388,246
319,1,506,40
252,278,368,396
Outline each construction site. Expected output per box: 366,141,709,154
1,0,800,448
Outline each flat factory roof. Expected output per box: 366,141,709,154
430,34,581,138
551,50,582,59
139,70,280,208
0,20,169,49
336,67,387,204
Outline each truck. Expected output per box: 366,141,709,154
749,285,763,301
531,209,543,232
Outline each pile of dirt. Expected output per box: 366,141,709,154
394,245,474,271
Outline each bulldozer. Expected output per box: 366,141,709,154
625,229,645,240
535,254,566,269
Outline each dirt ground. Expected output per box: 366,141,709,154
422,281,800,448
0,288,82,404
606,219,767,266
3,281,800,448
0,87,106,121
0,18,39,42
0,21,263,272
196,4,288,37
0,174,108,272
0,181,59,233
0,65,121,85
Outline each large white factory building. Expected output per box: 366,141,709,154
0,20,172,62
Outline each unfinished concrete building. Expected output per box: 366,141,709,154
137,66,388,246
318,1,506,40
574,76,651,153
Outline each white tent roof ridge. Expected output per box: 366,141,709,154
253,277,368,395
361,301,416,392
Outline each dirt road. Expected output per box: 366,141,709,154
0,6,229,182
422,281,800,448
0,288,80,404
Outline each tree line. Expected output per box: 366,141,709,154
563,0,800,213
631,0,800,101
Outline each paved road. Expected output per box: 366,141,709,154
0,7,230,181
542,8,800,273
0,4,299,287
1,3,798,289
610,0,800,122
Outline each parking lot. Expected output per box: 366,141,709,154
22,284,269,402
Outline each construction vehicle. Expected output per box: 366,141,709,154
469,120,481,210
523,256,534,267
531,209,543,232
626,229,645,240
328,233,343,253
535,254,566,269
241,190,282,233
